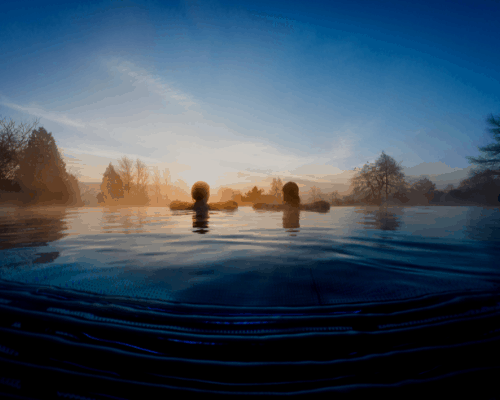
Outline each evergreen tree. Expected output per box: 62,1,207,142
66,173,84,206
16,127,70,203
100,163,124,203
467,113,500,172
242,186,264,202
454,169,500,205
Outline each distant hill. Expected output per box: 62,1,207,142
403,164,473,190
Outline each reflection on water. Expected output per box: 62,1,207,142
0,207,68,250
102,207,148,234
0,205,499,306
464,206,500,241
1,205,498,397
192,209,210,234
356,206,402,231
0,205,498,250
283,208,300,234
32,251,60,264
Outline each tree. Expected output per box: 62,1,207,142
218,187,235,202
467,113,500,172
376,151,406,201
351,152,405,204
0,117,39,188
461,113,500,205
79,183,100,206
310,186,322,202
454,169,500,205
160,169,170,204
65,173,84,206
242,186,264,202
132,158,150,205
400,177,437,204
351,163,383,203
96,192,106,204
118,156,134,195
269,177,283,198
412,177,436,193
459,169,499,190
152,168,162,205
62,168,86,207
100,163,124,202
328,190,340,205
16,127,71,203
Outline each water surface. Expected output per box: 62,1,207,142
1,205,498,306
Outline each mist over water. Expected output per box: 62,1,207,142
1,205,498,306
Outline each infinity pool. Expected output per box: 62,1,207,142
0,205,499,398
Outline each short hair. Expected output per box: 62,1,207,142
191,181,210,202
283,182,300,206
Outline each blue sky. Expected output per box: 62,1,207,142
1,0,499,190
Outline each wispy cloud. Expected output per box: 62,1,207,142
0,99,86,129
111,61,197,109
1,60,383,188
62,145,162,165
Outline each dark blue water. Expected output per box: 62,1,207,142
1,205,499,305
0,205,499,398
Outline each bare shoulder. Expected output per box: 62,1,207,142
169,201,194,210
209,201,238,211
301,201,330,212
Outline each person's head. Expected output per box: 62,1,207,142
282,182,300,206
191,181,210,203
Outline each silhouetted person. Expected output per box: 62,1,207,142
170,181,238,211
191,182,210,233
192,209,210,234
253,181,330,212
191,181,210,212
283,181,300,207
283,206,300,230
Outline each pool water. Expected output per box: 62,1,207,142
1,205,499,305
0,205,499,398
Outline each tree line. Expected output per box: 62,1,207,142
97,157,167,206
0,117,178,207
229,114,500,207
2,113,498,207
343,113,500,206
0,117,82,206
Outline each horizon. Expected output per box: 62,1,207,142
76,160,474,205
